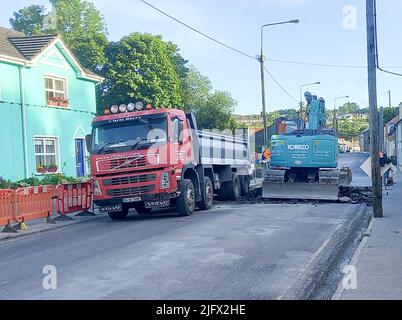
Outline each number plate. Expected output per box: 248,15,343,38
122,197,141,203
99,204,122,213
144,200,170,208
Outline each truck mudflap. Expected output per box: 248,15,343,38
262,168,345,201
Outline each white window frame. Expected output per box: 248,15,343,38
34,136,61,175
44,74,68,107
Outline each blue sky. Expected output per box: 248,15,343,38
1,0,401,115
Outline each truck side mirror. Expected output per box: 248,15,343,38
85,134,92,153
178,120,184,144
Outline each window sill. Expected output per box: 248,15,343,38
47,101,69,108
35,171,60,176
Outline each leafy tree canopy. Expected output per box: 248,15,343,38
9,5,47,36
182,66,238,130
338,119,369,139
10,0,108,71
100,33,183,110
339,102,360,114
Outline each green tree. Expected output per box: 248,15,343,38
51,0,108,70
100,33,183,111
382,106,398,124
339,102,360,114
181,65,212,112
9,5,47,36
194,91,238,131
10,0,108,71
338,119,369,139
181,66,238,130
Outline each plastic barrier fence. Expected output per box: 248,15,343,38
56,182,93,217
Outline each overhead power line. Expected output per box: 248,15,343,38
139,0,257,61
266,58,402,69
374,0,402,77
141,0,402,71
264,66,299,103
140,0,299,103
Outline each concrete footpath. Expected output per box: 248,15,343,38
340,171,402,300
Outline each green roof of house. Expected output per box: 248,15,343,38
0,27,102,81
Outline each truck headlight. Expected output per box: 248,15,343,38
93,179,102,196
160,172,170,189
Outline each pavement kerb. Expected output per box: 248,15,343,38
280,204,372,300
0,213,106,242
331,208,375,300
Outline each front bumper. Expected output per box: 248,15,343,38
94,191,180,207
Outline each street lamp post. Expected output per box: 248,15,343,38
299,82,321,120
259,19,299,147
333,95,350,131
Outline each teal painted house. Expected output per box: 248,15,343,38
0,27,103,181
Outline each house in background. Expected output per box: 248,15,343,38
384,115,399,164
0,27,103,181
359,128,370,153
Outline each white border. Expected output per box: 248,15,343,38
44,73,69,108
33,135,61,175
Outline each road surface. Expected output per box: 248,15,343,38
0,153,371,300
0,202,366,300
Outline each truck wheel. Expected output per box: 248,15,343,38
108,207,129,220
197,177,214,211
134,202,152,214
177,179,196,216
226,173,241,201
241,176,250,196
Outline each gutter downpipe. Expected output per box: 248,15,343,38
19,65,29,179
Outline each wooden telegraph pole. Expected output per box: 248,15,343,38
366,0,383,218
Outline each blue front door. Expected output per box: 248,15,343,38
75,139,85,177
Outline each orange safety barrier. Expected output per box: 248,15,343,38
13,186,55,223
56,182,94,218
0,189,14,227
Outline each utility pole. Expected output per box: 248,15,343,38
259,55,268,147
388,90,392,109
366,0,383,218
259,19,299,148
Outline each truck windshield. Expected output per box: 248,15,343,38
92,115,168,154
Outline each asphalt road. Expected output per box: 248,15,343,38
338,152,371,186
0,153,371,300
0,201,365,300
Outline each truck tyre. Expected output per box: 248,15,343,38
197,177,214,211
108,206,129,220
226,173,241,201
240,175,250,196
177,179,196,216
134,202,152,214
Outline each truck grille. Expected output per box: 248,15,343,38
106,185,155,197
97,154,159,171
103,174,156,186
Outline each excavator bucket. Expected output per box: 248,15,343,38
262,181,340,201
262,168,343,201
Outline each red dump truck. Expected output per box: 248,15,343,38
86,102,253,220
